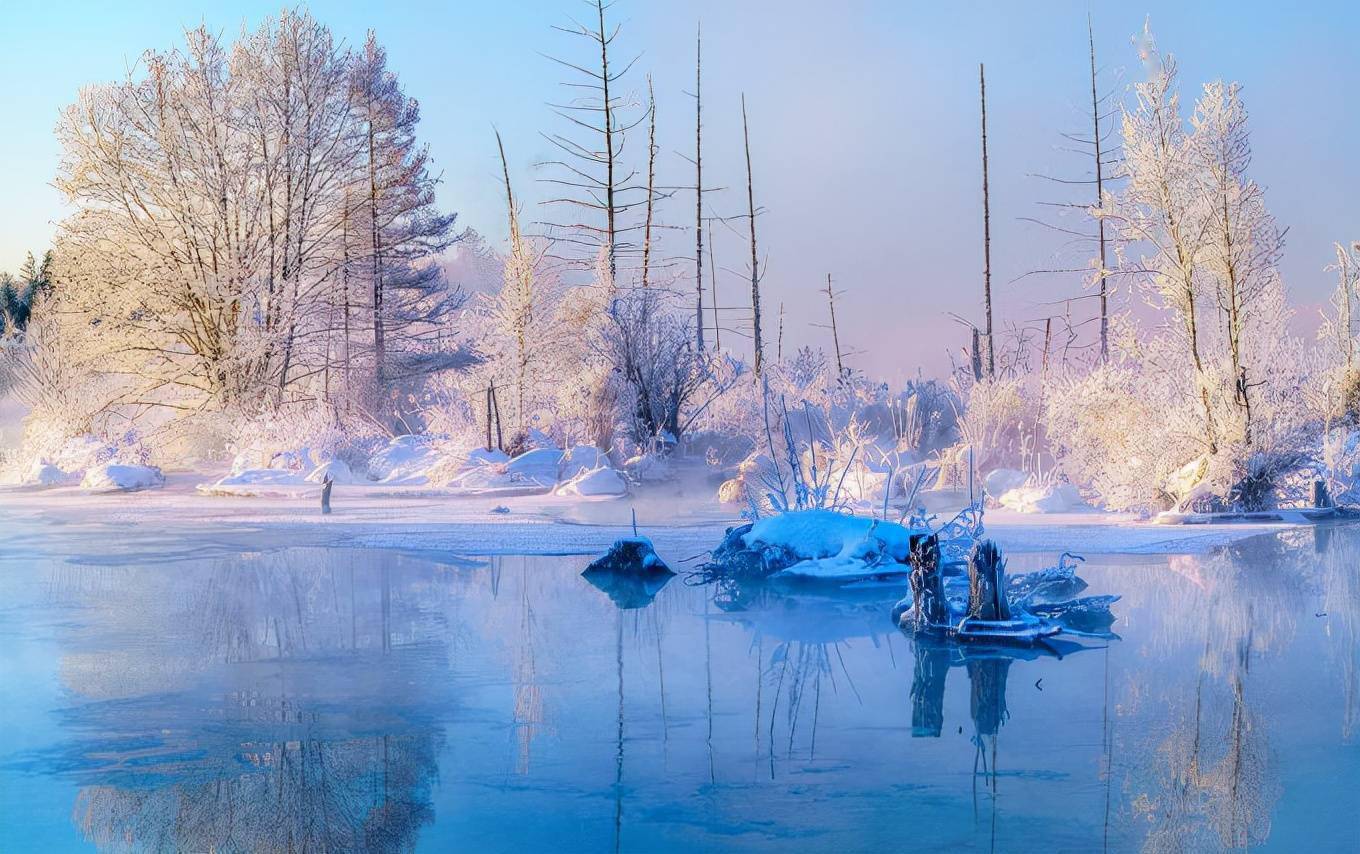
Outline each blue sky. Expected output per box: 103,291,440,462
3,1,1357,375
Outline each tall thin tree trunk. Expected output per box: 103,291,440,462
980,63,995,379
1089,16,1110,363
342,192,352,395
777,301,784,363
642,77,656,290
368,114,385,397
708,219,721,351
825,274,844,379
742,94,764,376
597,0,617,278
694,27,705,350
496,129,532,434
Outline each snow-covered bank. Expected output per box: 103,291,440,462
0,474,1318,568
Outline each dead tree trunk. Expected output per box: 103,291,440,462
1089,17,1110,363
742,94,764,376
694,27,705,350
708,219,721,351
825,273,845,380
642,76,657,289
980,63,995,379
967,540,1010,621
777,302,785,363
907,534,948,627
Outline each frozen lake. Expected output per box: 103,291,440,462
1,523,1356,851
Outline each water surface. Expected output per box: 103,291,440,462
1,525,1356,851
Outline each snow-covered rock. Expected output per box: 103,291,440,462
555,466,627,497
367,435,439,485
706,509,922,582
80,463,165,493
984,468,1028,499
559,445,609,480
585,536,670,574
997,482,1087,514
306,459,354,485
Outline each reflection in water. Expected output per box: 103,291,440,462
37,550,450,852
1,527,1357,851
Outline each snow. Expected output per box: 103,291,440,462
555,466,627,497
984,468,1028,498
210,468,309,488
80,463,165,492
741,510,921,580
584,536,669,573
24,461,75,487
306,458,354,484
997,482,1088,514
558,445,609,480
367,435,439,485
446,447,563,494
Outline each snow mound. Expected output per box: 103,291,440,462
555,466,627,497
446,448,563,494
367,435,439,485
306,459,354,484
80,464,165,493
23,461,77,487
984,468,1028,499
705,510,922,581
559,445,609,480
467,447,511,467
211,468,309,487
997,482,1086,514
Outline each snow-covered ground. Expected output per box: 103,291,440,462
0,469,1302,567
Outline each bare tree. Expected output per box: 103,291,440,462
693,26,705,349
540,0,645,277
823,274,845,379
980,63,995,379
742,94,765,376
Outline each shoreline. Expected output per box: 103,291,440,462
0,472,1312,565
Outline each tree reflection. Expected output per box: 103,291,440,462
1124,536,1304,852
41,550,452,853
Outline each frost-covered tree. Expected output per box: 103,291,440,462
50,13,463,423
1189,80,1287,448
1103,28,1219,454
1320,241,1360,368
487,131,559,436
349,31,461,399
0,251,51,338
